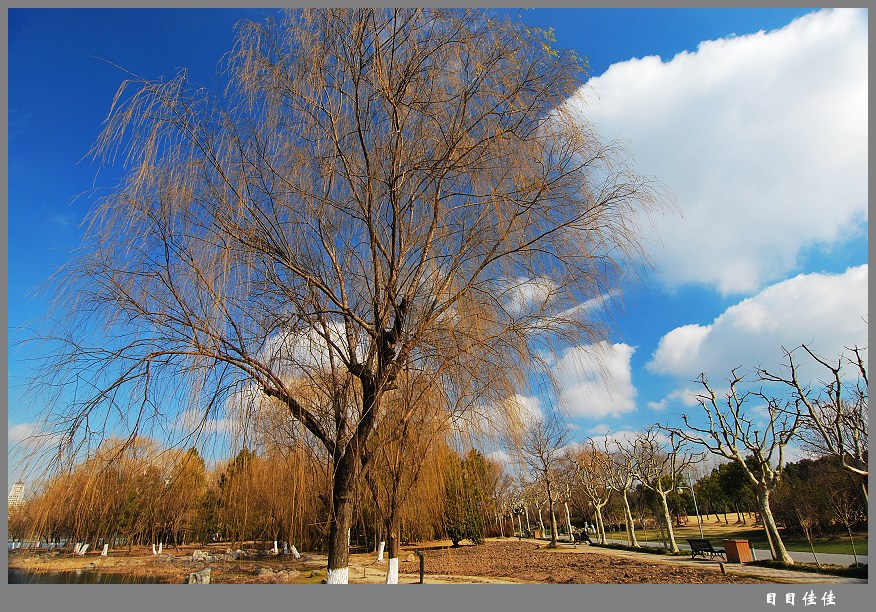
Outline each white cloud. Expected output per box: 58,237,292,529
173,409,234,437
508,394,544,425
646,399,668,412
648,264,868,384
8,422,39,445
555,341,637,418
503,276,558,316
7,421,62,450
588,429,648,450
667,387,704,408
574,8,867,294
486,449,514,467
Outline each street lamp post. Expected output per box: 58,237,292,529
678,473,704,539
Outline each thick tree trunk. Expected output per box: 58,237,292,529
385,533,399,584
326,449,359,584
757,489,793,565
621,490,639,547
658,494,679,553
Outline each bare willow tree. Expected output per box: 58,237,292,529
663,371,802,564
758,345,868,502
28,8,663,583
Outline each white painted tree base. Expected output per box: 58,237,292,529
326,567,349,584
377,541,385,562
385,558,398,584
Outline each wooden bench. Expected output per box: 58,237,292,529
686,538,725,560
570,528,592,545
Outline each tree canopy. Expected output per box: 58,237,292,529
29,8,664,581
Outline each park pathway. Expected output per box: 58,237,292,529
599,536,867,566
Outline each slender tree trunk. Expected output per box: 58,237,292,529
594,505,605,544
547,494,558,548
621,490,639,547
598,504,609,543
524,504,531,534
564,501,573,541
846,525,859,565
658,494,679,553
803,526,820,567
757,489,793,565
537,503,545,534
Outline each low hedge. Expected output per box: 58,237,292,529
746,559,867,579
590,542,686,556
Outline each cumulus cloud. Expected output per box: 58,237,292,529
555,341,638,418
574,8,867,294
648,265,868,384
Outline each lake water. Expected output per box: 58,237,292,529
8,568,166,584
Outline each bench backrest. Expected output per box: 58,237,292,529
686,539,713,549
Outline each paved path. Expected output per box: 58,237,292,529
506,536,865,584
599,536,867,566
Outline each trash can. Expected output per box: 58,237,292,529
723,539,753,563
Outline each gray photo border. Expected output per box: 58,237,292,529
3,1,872,611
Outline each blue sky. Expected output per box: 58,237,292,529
7,8,869,481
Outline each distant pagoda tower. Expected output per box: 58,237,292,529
7,481,25,510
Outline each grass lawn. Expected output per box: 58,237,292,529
602,517,868,557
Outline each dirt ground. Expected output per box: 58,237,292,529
9,538,862,584
393,540,764,584
8,539,763,584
